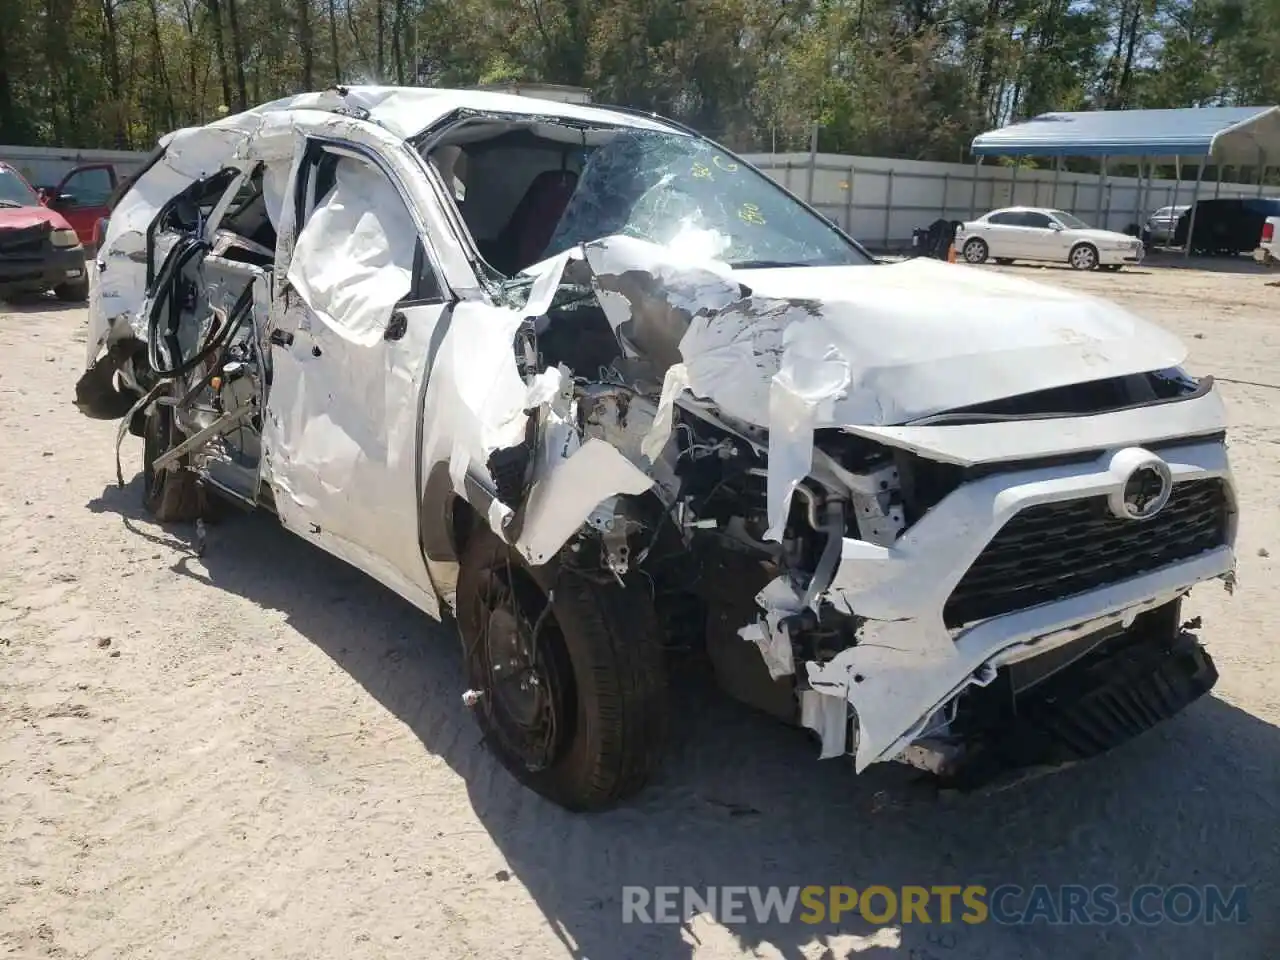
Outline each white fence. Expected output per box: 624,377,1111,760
4,140,1270,252
0,145,151,188
742,151,1271,249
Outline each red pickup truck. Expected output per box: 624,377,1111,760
0,161,96,302
35,162,121,249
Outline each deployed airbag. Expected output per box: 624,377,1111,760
286,156,415,346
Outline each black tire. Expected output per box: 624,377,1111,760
54,277,90,302
994,258,1015,266
456,527,666,811
1069,243,1099,271
962,238,989,264
141,399,204,522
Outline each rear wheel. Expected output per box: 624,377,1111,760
1069,243,1099,271
456,528,666,811
141,399,204,522
962,238,989,264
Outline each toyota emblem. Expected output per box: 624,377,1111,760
1107,453,1174,521
1122,464,1172,519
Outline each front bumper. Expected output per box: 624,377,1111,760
0,245,86,293
927,614,1219,790
802,438,1235,771
1099,243,1146,265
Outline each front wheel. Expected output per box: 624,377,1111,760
54,277,90,302
1069,243,1099,271
962,238,989,264
456,528,667,811
141,399,204,522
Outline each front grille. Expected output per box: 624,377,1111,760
0,224,50,259
0,239,45,259
943,478,1229,628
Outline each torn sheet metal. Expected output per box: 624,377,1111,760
581,234,744,359
839,385,1230,467
261,160,292,232
413,241,678,566
419,250,580,506
740,620,794,681
799,689,851,761
763,331,851,542
418,248,663,568
575,235,1188,543
581,237,1188,434
88,117,297,367
738,576,805,681
286,156,415,346
90,84,660,369
515,439,654,565
808,439,1235,770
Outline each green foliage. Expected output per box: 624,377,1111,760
0,0,1277,157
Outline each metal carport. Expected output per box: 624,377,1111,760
969,105,1280,256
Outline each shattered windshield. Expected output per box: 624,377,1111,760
0,169,38,208
542,131,870,269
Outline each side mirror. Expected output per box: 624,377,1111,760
51,192,78,209
1049,222,1064,231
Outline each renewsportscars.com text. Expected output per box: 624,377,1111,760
621,884,1249,926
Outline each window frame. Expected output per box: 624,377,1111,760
293,138,450,308
414,110,877,281
59,166,116,207
0,167,39,206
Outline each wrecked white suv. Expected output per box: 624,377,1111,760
76,87,1237,810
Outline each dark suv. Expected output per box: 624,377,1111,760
0,162,89,302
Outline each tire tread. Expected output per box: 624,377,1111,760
457,530,667,811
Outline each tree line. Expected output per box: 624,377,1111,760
1,0,1278,161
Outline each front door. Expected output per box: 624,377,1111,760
263,140,452,616
51,163,117,246
1018,211,1064,259
982,211,1021,257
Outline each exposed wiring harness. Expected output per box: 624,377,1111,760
144,235,255,381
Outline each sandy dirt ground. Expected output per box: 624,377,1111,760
2,257,1278,960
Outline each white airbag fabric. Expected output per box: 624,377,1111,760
286,157,415,346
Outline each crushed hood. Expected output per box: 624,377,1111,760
581,236,1188,541
0,205,70,232
723,257,1184,427
585,239,1187,432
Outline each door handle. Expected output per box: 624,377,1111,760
384,310,407,342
